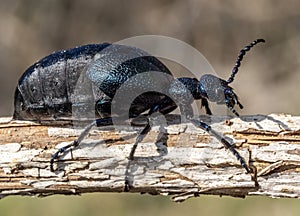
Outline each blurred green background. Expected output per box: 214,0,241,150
1,193,300,216
0,0,299,215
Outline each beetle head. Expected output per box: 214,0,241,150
199,74,243,116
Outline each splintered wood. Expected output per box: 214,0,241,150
0,114,299,202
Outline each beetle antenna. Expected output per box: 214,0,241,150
227,39,265,84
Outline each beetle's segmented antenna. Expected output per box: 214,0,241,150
227,39,265,84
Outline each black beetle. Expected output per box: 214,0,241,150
13,39,265,189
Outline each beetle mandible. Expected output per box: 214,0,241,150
13,39,265,189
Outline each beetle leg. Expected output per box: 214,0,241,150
125,105,160,191
189,118,250,173
50,117,113,172
201,98,212,115
181,104,249,173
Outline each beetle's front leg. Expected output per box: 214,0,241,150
189,118,250,173
180,104,250,173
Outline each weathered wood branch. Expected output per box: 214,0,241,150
0,114,299,202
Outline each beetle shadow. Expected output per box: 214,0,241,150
238,114,291,131
161,113,291,131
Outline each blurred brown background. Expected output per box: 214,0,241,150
1,0,300,117
0,0,299,216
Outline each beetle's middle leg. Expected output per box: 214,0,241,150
124,105,161,191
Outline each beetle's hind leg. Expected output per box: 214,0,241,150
50,117,113,172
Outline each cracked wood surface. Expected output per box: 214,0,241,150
0,114,299,202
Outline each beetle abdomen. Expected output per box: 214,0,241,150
13,43,110,120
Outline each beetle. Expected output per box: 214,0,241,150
13,39,265,189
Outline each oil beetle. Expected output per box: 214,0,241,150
13,39,265,189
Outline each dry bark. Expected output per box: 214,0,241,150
0,114,299,202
